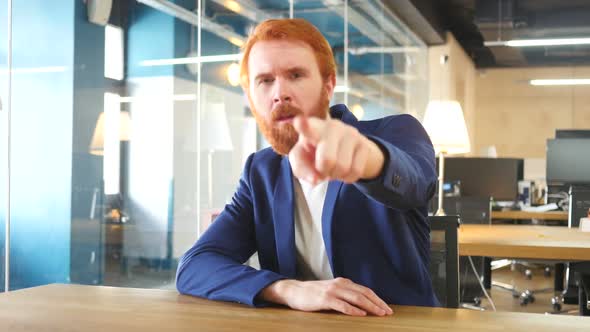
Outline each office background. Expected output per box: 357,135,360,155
0,0,589,313
0,0,427,292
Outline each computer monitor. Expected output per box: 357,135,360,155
546,139,590,185
438,157,524,201
555,130,590,139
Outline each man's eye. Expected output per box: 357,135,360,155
261,78,274,84
291,72,301,79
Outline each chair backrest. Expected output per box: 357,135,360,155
569,186,590,228
565,186,590,300
431,196,491,304
429,215,460,308
430,196,492,225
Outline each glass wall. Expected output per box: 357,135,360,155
0,0,427,292
0,0,7,293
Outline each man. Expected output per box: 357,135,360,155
176,18,438,317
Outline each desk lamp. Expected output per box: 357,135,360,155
423,100,470,216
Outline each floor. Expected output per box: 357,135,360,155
478,264,578,315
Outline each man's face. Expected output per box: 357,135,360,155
247,39,335,155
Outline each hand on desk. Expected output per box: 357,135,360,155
259,278,393,317
289,116,385,186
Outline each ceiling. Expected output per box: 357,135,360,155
392,0,590,68
104,0,430,114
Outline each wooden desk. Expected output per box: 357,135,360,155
0,284,587,331
459,224,590,260
491,210,568,221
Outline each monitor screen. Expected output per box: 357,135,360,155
555,130,590,139
439,157,523,201
546,139,590,184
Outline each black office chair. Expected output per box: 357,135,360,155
554,186,590,315
429,215,460,308
442,196,560,307
430,196,491,306
571,263,590,316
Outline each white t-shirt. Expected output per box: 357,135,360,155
292,176,334,280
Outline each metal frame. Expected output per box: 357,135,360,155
440,196,492,302
4,0,13,292
196,0,202,236
139,0,428,114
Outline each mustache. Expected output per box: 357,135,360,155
271,104,303,122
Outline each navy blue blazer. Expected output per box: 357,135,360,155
177,104,439,307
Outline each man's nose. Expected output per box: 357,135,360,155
272,79,292,104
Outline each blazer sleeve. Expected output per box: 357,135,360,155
176,153,286,306
353,114,438,210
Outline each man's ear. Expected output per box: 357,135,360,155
324,74,336,100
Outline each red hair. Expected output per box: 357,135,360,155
240,18,336,90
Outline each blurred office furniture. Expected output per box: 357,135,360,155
459,225,590,260
491,210,567,223
546,139,590,188
546,136,590,308
491,209,568,306
459,224,590,315
546,138,590,209
490,210,569,306
570,262,590,316
432,157,524,293
438,157,523,203
429,215,460,308
569,187,590,229
423,100,471,216
430,196,491,305
557,186,590,309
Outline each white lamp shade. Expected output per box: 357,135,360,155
89,111,132,156
423,100,471,155
200,102,234,152
226,63,241,87
90,113,106,155
351,103,365,120
119,111,132,141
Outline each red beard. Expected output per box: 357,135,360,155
251,89,330,156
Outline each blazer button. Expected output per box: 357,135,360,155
392,175,401,187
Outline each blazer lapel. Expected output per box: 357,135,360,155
270,105,352,279
272,157,297,278
321,104,357,276
322,180,343,277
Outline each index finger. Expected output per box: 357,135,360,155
293,116,325,145
288,139,324,184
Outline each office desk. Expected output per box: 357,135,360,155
0,284,587,332
459,224,590,260
491,211,568,222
